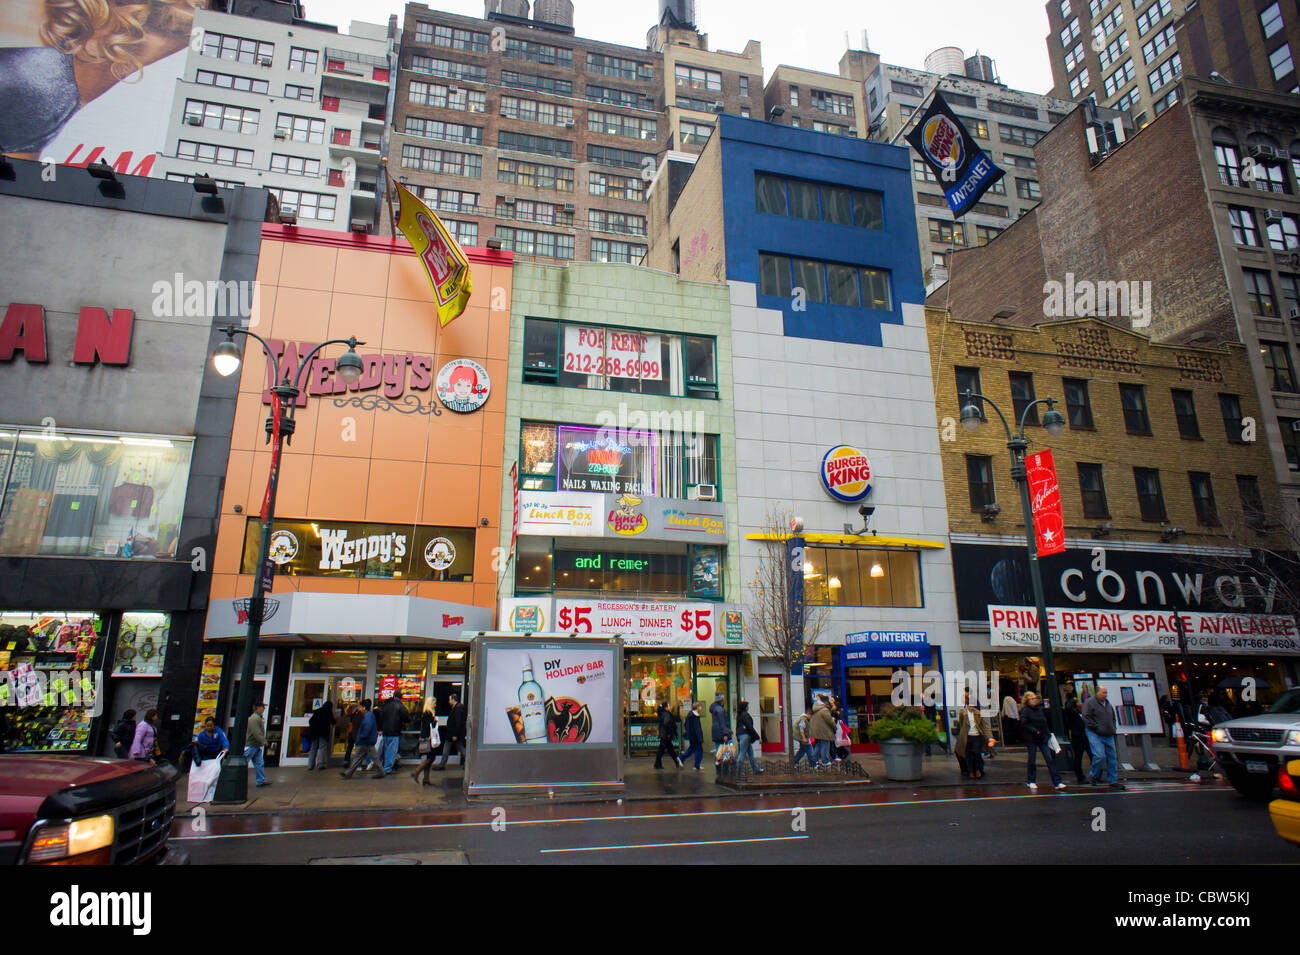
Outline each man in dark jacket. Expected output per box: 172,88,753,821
680,701,705,770
1020,692,1065,791
436,693,467,769
111,709,137,759
340,699,384,779
654,702,683,769
709,692,732,756
1065,698,1090,783
735,701,764,775
306,700,336,770
1083,686,1123,789
378,694,411,773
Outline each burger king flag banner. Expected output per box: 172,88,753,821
393,178,473,327
904,91,1005,219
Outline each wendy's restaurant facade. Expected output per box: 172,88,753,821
200,224,511,765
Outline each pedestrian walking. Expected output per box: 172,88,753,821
680,701,705,770
792,707,814,769
340,699,384,779
1019,692,1065,791
1159,694,1177,745
410,698,441,786
378,693,410,773
436,693,467,769
809,696,836,767
735,700,763,775
1001,691,1020,746
709,692,732,760
955,699,993,779
111,709,137,759
129,709,158,762
246,701,270,787
1065,698,1090,783
833,707,852,762
343,703,362,766
193,716,229,766
304,699,336,770
1083,685,1124,789
654,701,683,769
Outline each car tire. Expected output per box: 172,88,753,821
1224,764,1275,801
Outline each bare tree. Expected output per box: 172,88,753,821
746,505,831,761
1196,506,1300,621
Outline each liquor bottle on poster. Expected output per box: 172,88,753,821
518,654,548,744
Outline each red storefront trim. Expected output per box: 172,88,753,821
260,222,514,267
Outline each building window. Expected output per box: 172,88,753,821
1100,34,1131,71
405,118,484,145
1270,43,1295,80
675,65,722,91
587,144,653,170
195,69,268,94
739,75,749,98
1261,3,1285,40
1136,0,1174,36
1214,130,1241,186
275,113,324,144
1280,272,1300,316
1078,463,1109,519
201,31,273,64
586,52,653,83
444,220,477,246
1063,377,1093,428
1170,389,1200,438
758,253,791,298
284,83,314,102
410,56,486,83
811,89,854,115
430,24,490,53
588,170,644,201
1237,475,1265,526
680,120,714,146
502,37,573,69
1219,393,1246,443
757,254,890,310
411,81,486,112
788,85,800,107
1229,206,1261,245
956,366,983,417
1141,25,1175,64
966,455,995,510
519,421,718,495
183,99,259,135
269,153,321,177
1243,268,1278,315
267,187,336,221
288,47,318,73
498,130,572,159
176,140,254,168
1010,371,1038,425
913,158,938,183
590,238,647,263
500,95,572,126
1069,69,1090,98
753,173,882,229
1261,339,1299,392
1147,52,1181,92
1267,212,1300,250
1189,472,1219,525
975,225,1003,245
1134,468,1166,522
588,110,658,140
1119,383,1151,434
493,226,574,260
1278,417,1300,468
802,548,923,607
1015,178,1041,201
419,187,479,214
929,219,965,245
1065,42,1085,72
497,158,570,190
401,144,482,178
588,209,647,236
999,124,1042,146
1061,17,1080,45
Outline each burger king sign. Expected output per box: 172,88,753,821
820,446,873,503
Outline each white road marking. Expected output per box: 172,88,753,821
541,835,809,853
171,782,1219,842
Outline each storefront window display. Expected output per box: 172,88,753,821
0,430,192,559
626,653,692,754
112,612,170,677
1165,657,1292,711
0,610,105,752
803,547,922,607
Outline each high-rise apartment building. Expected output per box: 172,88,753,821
154,7,396,233
840,47,1073,290
763,66,867,139
1043,0,1284,128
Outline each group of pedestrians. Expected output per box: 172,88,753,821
339,694,467,781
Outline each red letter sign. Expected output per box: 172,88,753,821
73,307,134,365
1026,449,1066,557
0,303,48,362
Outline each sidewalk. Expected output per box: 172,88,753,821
180,742,1203,817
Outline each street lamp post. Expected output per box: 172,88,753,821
211,325,364,804
959,390,1074,770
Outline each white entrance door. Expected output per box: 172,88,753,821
281,673,365,766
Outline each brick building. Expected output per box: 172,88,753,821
927,308,1299,708
929,78,1300,527
762,66,867,139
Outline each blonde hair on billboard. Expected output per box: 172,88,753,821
40,0,202,82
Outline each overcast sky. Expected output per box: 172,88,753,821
307,0,1058,96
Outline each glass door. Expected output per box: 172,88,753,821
759,674,784,752
282,673,364,765
695,674,727,749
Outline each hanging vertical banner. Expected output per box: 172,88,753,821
393,179,473,327
787,535,806,671
1026,449,1066,557
510,461,519,560
904,91,1006,218
260,391,282,523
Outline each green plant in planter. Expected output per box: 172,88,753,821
866,704,940,745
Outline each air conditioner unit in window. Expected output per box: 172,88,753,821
1265,209,1286,224
688,484,717,502
1250,144,1283,162
274,129,288,139
257,56,272,67
503,196,516,204
563,202,574,213
185,115,203,126
447,84,458,93
350,218,372,234
563,121,575,128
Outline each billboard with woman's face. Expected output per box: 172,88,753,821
1,0,207,169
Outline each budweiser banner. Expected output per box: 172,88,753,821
989,604,1300,655
1025,449,1065,557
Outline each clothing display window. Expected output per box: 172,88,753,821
0,430,192,559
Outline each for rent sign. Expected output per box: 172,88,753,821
989,605,1300,654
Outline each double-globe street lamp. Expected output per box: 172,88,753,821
959,389,1074,768
210,325,364,803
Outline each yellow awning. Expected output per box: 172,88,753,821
744,533,945,549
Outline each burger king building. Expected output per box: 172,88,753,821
202,225,508,765
644,117,965,751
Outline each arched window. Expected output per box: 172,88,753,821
1212,127,1241,186
1246,132,1289,193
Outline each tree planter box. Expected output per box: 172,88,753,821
879,738,924,781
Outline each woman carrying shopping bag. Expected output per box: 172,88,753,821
410,698,442,786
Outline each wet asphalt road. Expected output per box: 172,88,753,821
172,780,1297,865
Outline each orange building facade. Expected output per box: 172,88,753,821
203,225,511,765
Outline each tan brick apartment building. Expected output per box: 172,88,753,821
929,78,1300,528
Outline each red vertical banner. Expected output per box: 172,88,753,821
260,392,282,523
510,461,519,559
1026,449,1066,557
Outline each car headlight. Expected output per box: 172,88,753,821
1211,728,1229,743
26,815,115,864
1287,729,1300,746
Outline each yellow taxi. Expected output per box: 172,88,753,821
1270,758,1300,847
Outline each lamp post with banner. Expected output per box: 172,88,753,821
959,389,1073,768
209,325,365,803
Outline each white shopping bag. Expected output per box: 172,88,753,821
187,751,226,803
1047,733,1061,754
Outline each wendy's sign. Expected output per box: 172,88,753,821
260,339,435,405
